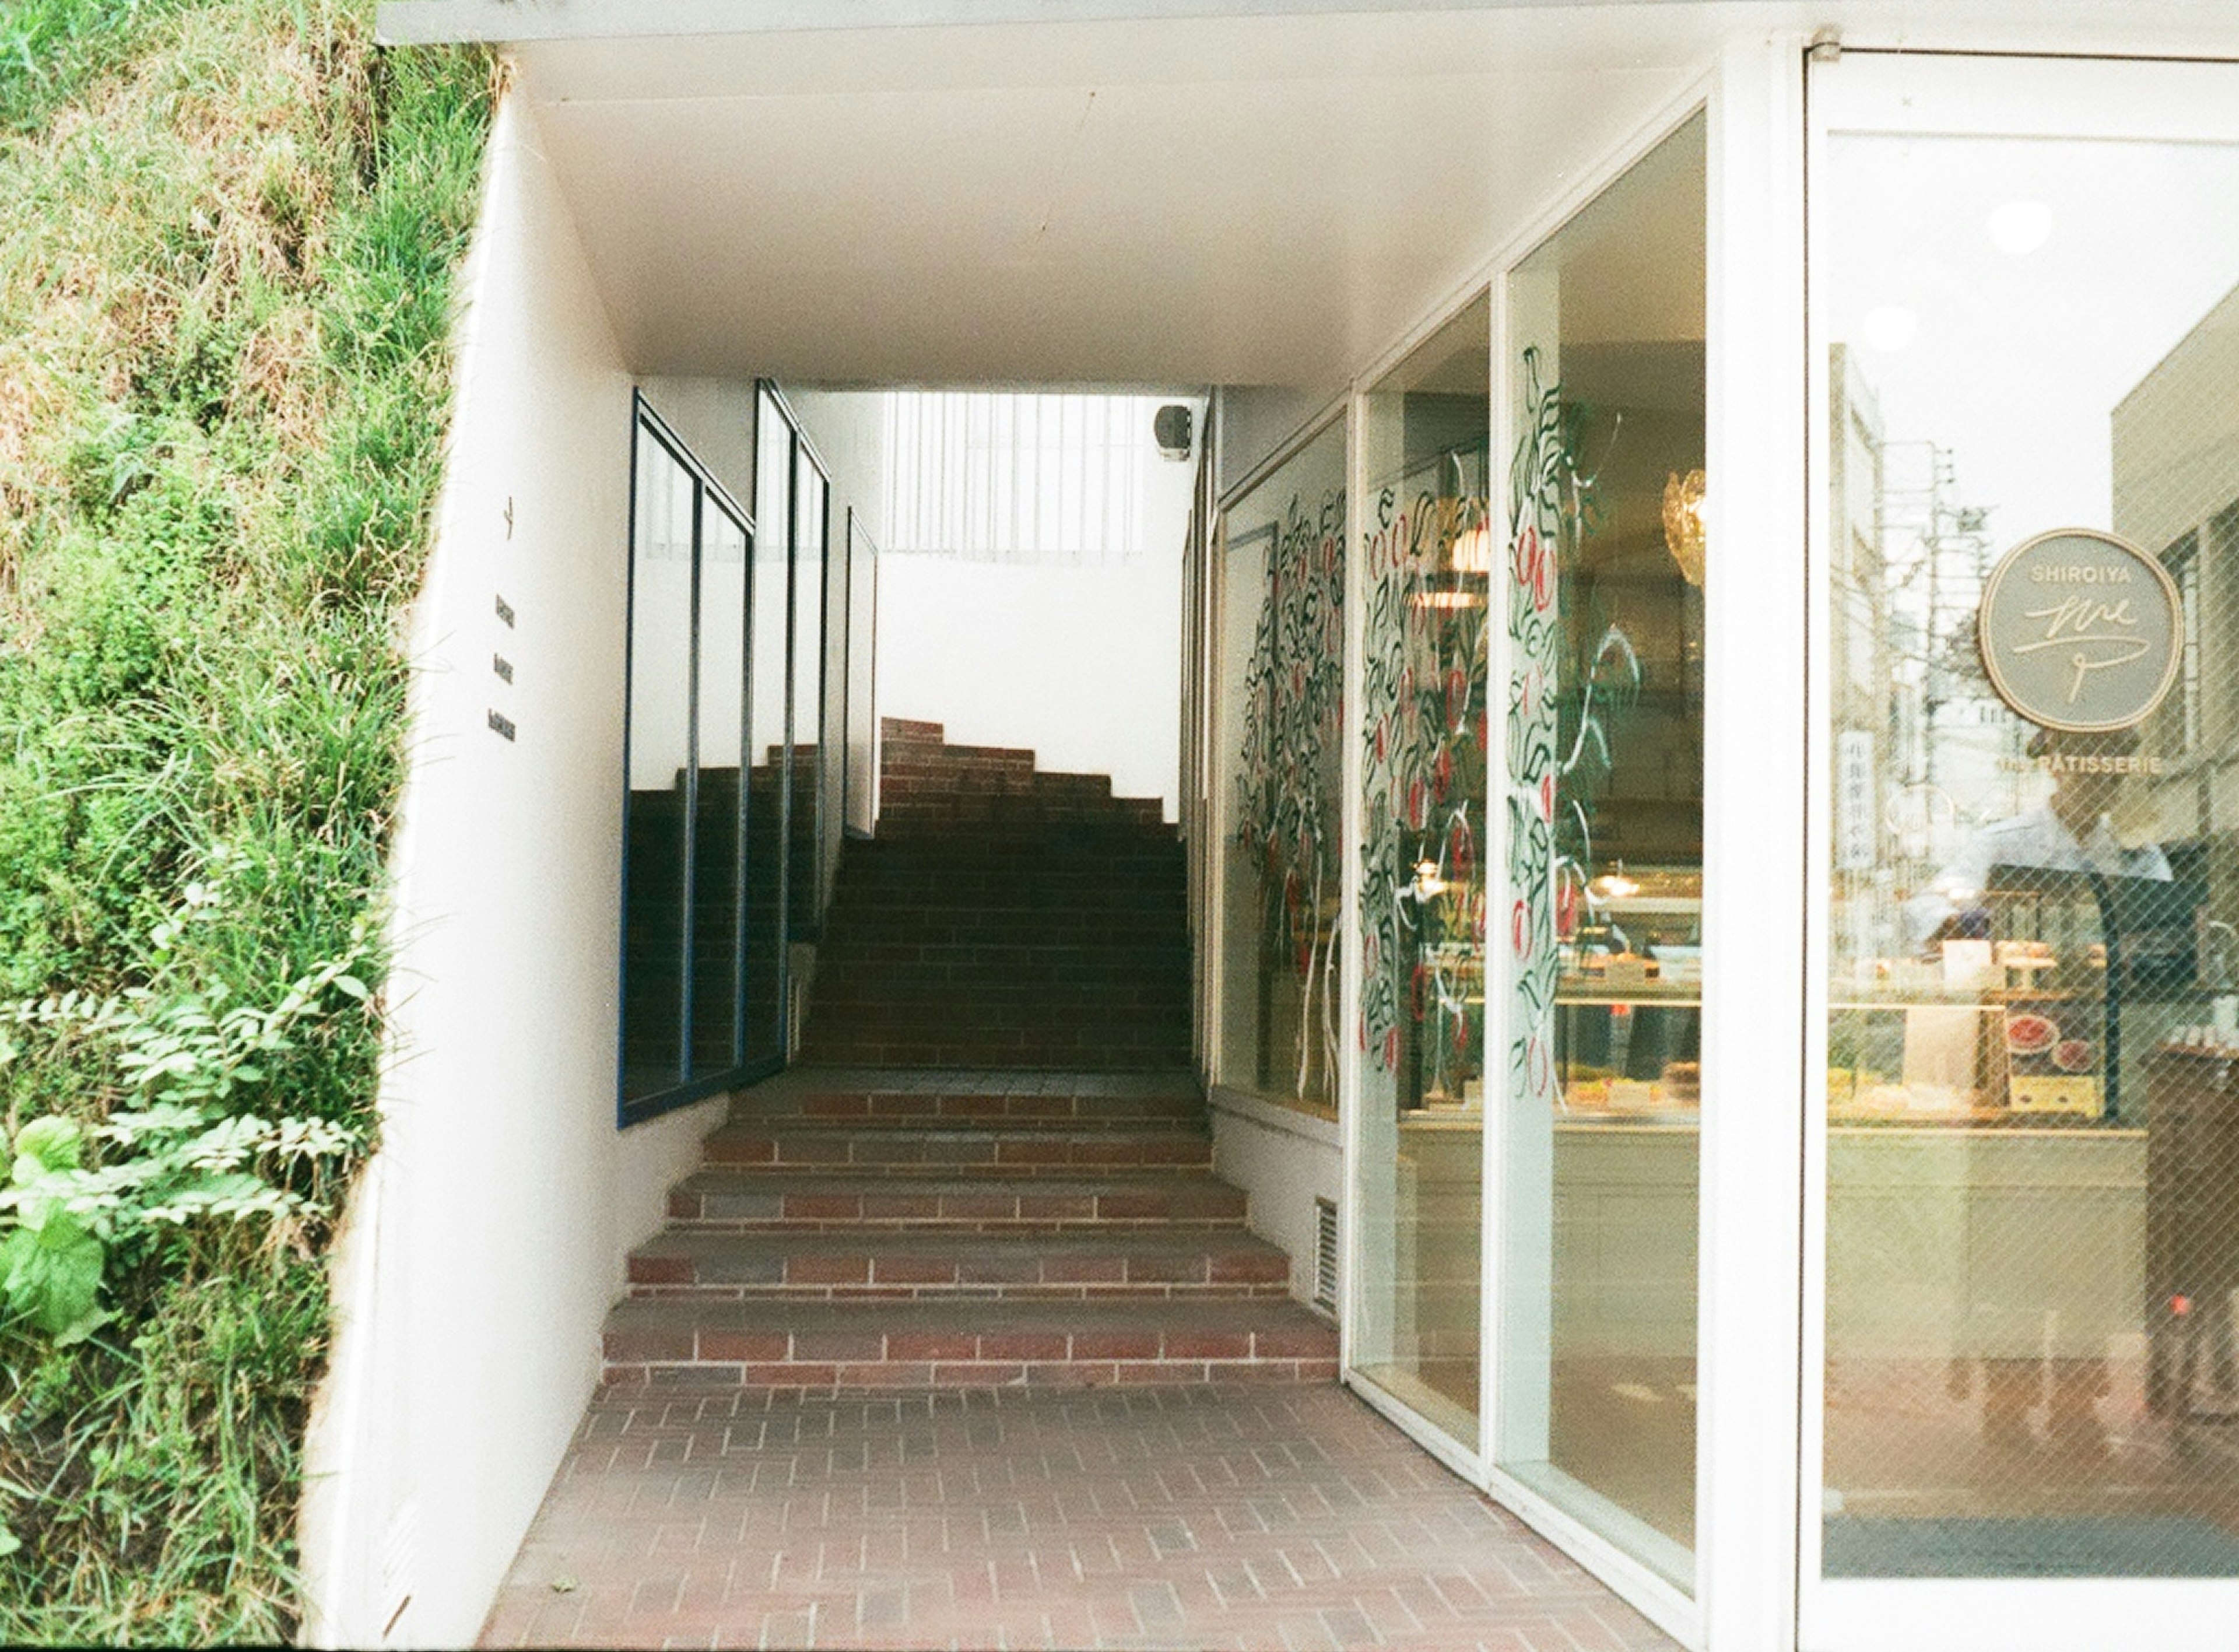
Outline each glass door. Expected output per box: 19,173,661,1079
1806,51,2239,1652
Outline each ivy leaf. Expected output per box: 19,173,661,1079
0,1209,105,1335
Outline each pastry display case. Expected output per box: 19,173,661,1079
1554,868,1703,1121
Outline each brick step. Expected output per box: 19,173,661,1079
701,1123,1210,1172
813,935,1185,954
826,885,1184,908
879,718,945,741
808,980,1187,998
802,993,1188,1016
601,1295,1338,1388
812,946,1186,970
878,768,1046,789
845,831,1177,848
798,1039,1192,1065
847,868,1171,889
665,1168,1247,1228
800,1017,1191,1043
799,1027,1191,1058
828,852,1184,875
817,931,1182,950
817,921,1183,945
825,903,1180,920
624,1229,1290,1297
750,1081,1205,1127
815,940,1187,957
877,802,1166,823
813,944,1188,964
878,784,1128,808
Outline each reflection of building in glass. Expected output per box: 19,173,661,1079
2115,278,2239,935
1827,345,2015,971
1828,345,1891,970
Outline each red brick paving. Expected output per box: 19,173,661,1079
480,1383,1678,1651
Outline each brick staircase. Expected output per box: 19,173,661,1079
798,719,1189,1068
605,724,1336,1390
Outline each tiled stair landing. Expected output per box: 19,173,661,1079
605,1069,1338,1390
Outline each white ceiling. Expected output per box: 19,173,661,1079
438,2,2239,387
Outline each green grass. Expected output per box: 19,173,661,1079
0,1,492,1637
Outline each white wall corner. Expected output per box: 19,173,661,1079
1208,1089,1342,1309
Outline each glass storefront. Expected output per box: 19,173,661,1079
1819,78,2239,1583
1216,419,1346,1113
1496,112,1707,1587
1192,45,2239,1648
1353,294,1493,1448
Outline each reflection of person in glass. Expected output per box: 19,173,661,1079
1910,728,2171,950
1918,727,2170,1459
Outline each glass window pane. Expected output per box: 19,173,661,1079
623,426,697,1100
1215,420,1346,1110
1821,108,2239,1580
692,497,749,1075
791,452,829,933
1354,293,1493,1450
1497,111,1707,1590
747,394,792,1066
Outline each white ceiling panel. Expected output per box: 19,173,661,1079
494,2,2239,385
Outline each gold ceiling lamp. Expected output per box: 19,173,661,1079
1662,468,1707,587
1450,510,1493,576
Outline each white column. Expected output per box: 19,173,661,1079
1696,33,1810,1652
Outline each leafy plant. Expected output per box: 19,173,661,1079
0,904,365,1341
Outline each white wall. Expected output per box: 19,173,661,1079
872,395,1197,818
1218,384,1343,497
1208,1089,1342,1308
877,550,1188,816
299,95,725,1651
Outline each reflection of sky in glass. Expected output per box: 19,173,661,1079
1827,136,2239,539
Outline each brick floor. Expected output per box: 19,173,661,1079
480,1383,1678,1651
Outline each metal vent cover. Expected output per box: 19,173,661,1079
1313,1197,1339,1317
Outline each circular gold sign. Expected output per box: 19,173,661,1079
1977,527,2182,734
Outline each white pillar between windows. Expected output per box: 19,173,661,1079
1696,33,1810,1652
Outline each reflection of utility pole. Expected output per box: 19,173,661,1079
1876,440,1991,791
